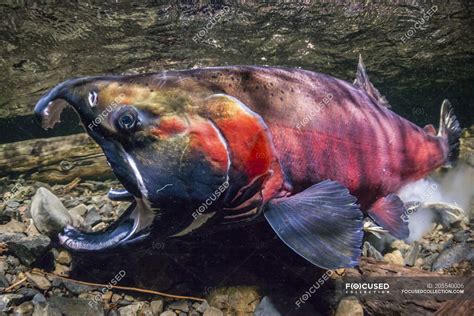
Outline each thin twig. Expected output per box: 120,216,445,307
3,277,27,293
32,269,206,302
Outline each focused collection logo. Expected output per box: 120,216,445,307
344,282,390,294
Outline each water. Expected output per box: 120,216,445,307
0,0,473,143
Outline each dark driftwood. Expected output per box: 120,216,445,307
0,134,112,183
341,258,472,316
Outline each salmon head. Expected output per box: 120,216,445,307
34,72,283,251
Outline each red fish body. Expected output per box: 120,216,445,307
183,65,449,210
34,59,461,269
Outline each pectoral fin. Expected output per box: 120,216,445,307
264,180,364,269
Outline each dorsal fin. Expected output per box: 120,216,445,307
353,54,391,108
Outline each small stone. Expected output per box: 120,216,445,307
207,286,259,314
102,290,113,303
62,278,98,294
68,204,88,217
14,301,34,314
203,307,224,316
0,257,8,274
415,258,424,268
391,240,409,252
196,301,209,313
17,287,40,300
83,208,101,228
39,296,103,316
0,273,9,287
25,219,41,236
335,297,363,316
362,241,383,261
0,233,50,266
123,294,135,302
111,293,122,303
31,187,72,236
160,311,177,316
404,242,421,266
53,263,70,276
100,203,114,215
168,300,189,312
0,293,23,312
32,293,46,305
151,299,164,314
141,306,154,316
56,250,72,265
383,250,404,266
0,219,26,233
92,222,107,232
118,303,144,316
25,271,51,290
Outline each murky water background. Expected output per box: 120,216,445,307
0,0,473,143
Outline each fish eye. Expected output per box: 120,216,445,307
115,109,138,132
88,91,98,107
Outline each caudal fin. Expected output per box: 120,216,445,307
438,99,461,167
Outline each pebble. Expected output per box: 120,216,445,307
404,242,421,266
0,219,26,233
62,278,98,294
118,303,145,316
25,271,51,290
68,204,88,217
203,307,224,316
13,301,34,314
362,241,383,261
196,301,209,313
151,299,164,314
92,222,107,232
383,250,404,266
102,290,113,303
168,300,189,312
111,293,122,303
0,294,23,312
53,263,70,276
335,296,363,316
83,208,101,228
0,233,50,266
56,250,72,265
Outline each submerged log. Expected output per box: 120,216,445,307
0,134,112,183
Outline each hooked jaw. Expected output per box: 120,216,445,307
58,201,152,252
34,77,156,252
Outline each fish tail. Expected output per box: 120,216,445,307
438,99,461,167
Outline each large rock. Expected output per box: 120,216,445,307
31,187,72,236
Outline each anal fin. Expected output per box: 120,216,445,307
368,194,409,239
264,180,364,269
